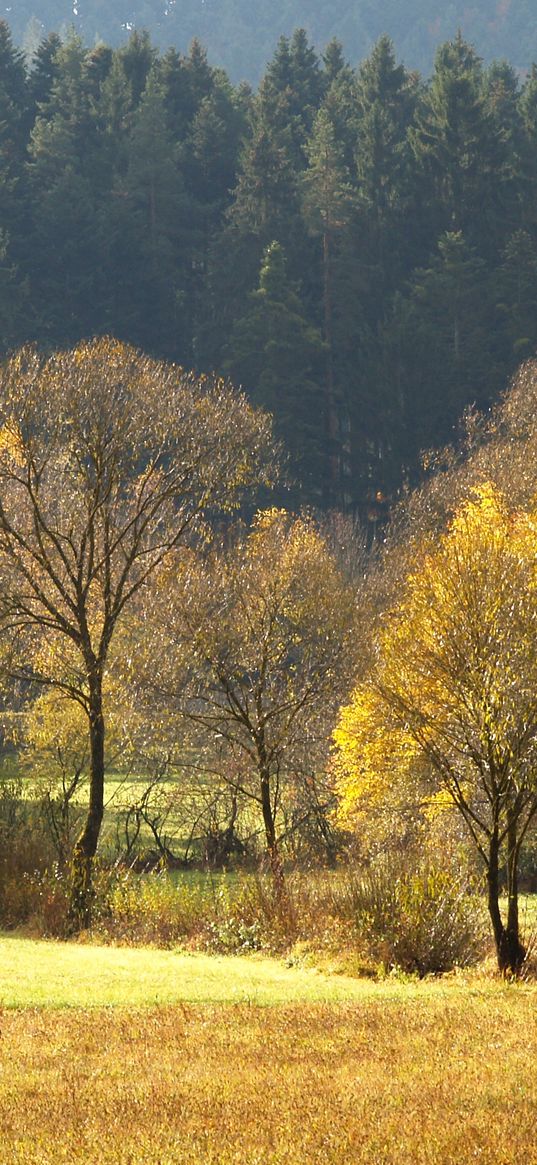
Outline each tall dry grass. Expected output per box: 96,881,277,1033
1,990,536,1163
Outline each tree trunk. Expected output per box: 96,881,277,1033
259,767,286,900
487,822,525,975
70,678,105,929
503,815,525,973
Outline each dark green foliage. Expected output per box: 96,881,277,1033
224,242,325,504
395,232,500,462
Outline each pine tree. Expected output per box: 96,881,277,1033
496,230,537,362
113,67,190,360
411,34,508,257
0,22,31,347
518,64,537,233
26,33,102,342
258,30,324,166
353,36,417,302
28,32,62,115
204,105,308,368
116,30,156,107
400,231,499,462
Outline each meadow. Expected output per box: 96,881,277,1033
1,935,536,1165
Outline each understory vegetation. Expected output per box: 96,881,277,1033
0,857,492,977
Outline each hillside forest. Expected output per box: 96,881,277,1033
1,23,537,513
3,21,537,978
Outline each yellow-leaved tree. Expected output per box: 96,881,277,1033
334,484,537,974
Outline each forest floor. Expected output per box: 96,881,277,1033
1,935,537,1164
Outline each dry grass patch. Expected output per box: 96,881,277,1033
1,988,537,1164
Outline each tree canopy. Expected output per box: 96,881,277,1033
0,22,536,513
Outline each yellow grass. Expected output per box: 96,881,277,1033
2,935,537,1163
2,989,537,1164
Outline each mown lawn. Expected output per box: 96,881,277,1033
1,935,537,1164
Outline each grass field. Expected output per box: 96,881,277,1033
0,934,388,1008
1,935,537,1164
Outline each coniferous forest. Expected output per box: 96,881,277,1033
2,20,537,513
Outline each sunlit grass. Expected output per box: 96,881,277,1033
0,933,405,1008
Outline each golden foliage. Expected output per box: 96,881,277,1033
335,483,537,830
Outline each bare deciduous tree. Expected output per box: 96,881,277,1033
138,509,356,892
0,337,274,923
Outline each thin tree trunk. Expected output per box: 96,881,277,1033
487,825,506,969
70,678,105,929
504,815,525,973
487,821,525,975
259,767,285,899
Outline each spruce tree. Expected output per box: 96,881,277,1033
303,106,355,506
400,231,499,462
115,67,190,360
353,36,417,302
0,21,30,347
496,230,537,361
411,34,508,258
224,241,325,504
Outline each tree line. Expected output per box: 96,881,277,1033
2,22,537,512
1,337,537,976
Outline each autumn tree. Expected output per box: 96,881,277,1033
0,338,274,923
335,485,537,974
137,509,355,887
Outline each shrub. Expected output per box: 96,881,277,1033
335,860,487,975
0,776,58,927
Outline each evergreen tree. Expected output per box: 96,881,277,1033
26,33,103,341
518,64,537,232
353,35,417,284
110,67,190,360
224,241,325,504
203,106,309,368
0,22,31,346
258,30,325,167
28,32,62,114
399,231,499,462
116,29,156,107
496,230,537,361
303,105,355,506
0,20,29,144
482,59,523,236
322,39,352,88
411,34,509,257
